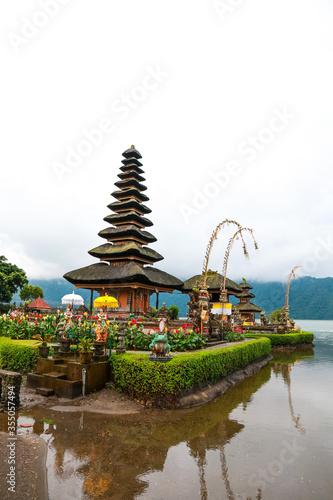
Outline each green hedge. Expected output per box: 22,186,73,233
111,338,271,408
0,339,39,372
244,331,314,346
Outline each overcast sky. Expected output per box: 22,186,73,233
1,0,333,285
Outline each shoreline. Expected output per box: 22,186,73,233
178,354,273,409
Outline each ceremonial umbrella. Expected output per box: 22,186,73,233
94,294,119,308
61,291,85,308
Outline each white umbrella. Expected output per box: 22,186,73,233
61,291,84,307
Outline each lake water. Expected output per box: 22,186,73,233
1,320,332,499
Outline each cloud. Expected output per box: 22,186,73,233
1,0,333,283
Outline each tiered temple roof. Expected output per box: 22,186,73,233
182,272,242,295
233,278,262,314
64,146,182,292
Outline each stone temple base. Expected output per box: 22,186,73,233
26,357,110,399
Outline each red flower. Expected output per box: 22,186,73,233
89,315,92,319
182,324,187,328
55,323,58,326
138,318,142,322
118,315,122,318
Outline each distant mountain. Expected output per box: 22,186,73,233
11,276,333,319
12,279,92,309
249,276,333,319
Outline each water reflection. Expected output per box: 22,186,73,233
1,341,331,500
270,349,314,436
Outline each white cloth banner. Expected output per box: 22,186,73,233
211,303,232,315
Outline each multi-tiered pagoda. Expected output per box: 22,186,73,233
64,146,183,316
232,278,262,324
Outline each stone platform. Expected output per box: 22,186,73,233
26,357,110,399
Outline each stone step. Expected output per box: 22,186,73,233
53,358,67,365
36,387,54,397
44,371,67,380
54,365,68,375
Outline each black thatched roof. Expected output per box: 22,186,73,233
236,291,255,299
88,242,163,263
239,279,253,290
114,179,147,192
104,211,153,227
233,302,262,313
107,199,151,215
120,163,144,173
64,262,183,290
117,171,145,182
122,146,142,159
98,225,157,244
182,273,242,294
111,188,149,202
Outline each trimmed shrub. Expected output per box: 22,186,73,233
168,305,179,320
111,338,271,408
244,331,314,346
0,339,39,372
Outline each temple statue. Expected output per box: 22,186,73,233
60,305,74,338
149,317,171,359
94,311,108,342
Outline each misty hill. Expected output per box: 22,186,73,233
12,276,333,320
249,276,333,319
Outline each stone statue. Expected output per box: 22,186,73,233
158,303,170,321
233,309,242,327
149,317,171,360
260,311,268,326
95,311,108,342
208,313,221,339
60,305,74,338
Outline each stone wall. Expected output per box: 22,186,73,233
0,369,22,409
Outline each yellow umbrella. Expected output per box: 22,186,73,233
94,294,119,308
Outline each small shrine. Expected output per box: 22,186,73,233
64,146,183,316
182,271,242,302
182,271,243,330
27,296,53,312
232,278,262,325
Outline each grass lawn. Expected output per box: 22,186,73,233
0,337,38,347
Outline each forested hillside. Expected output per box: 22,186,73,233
12,276,333,320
